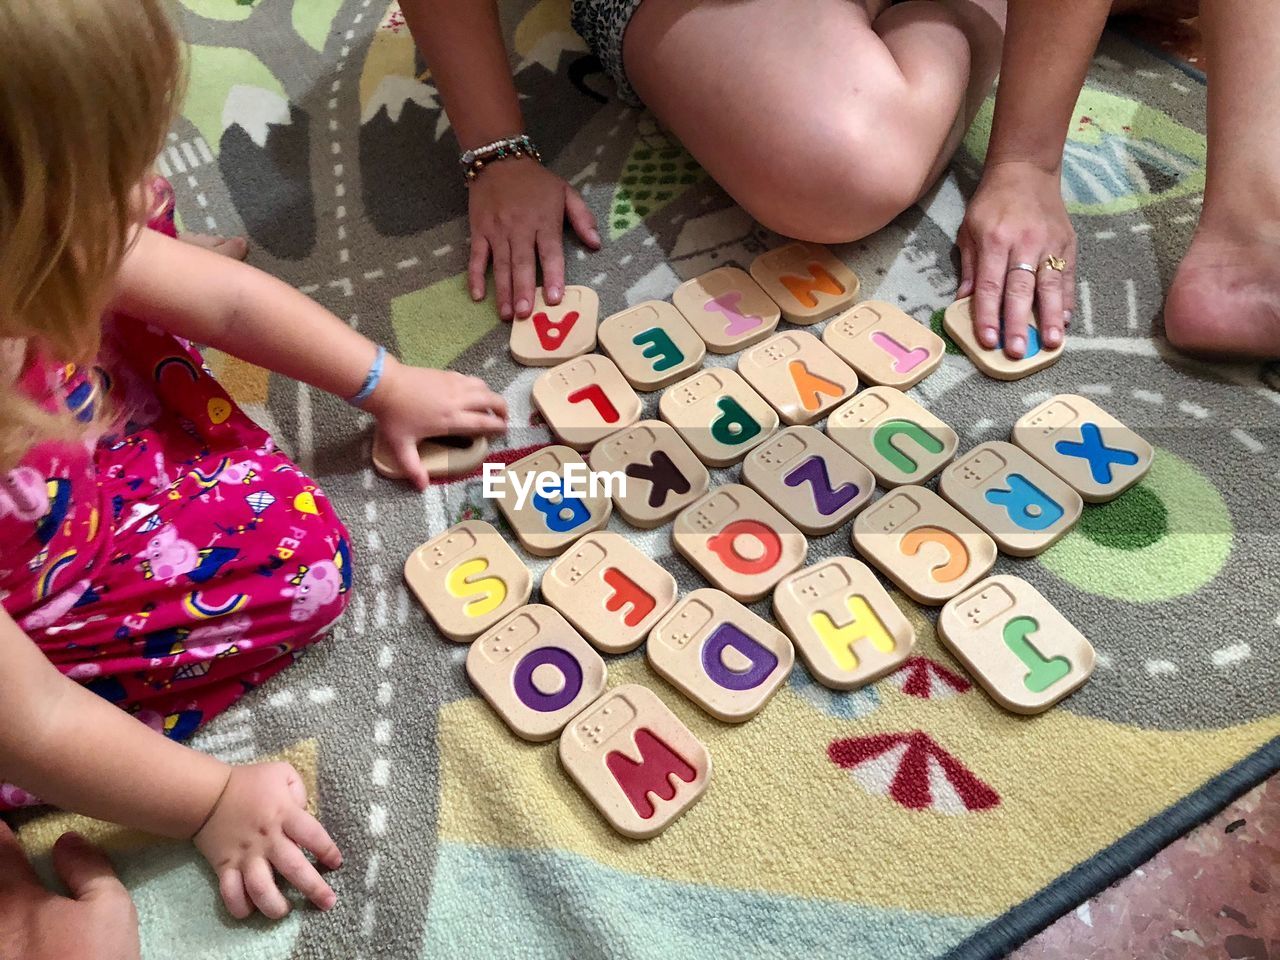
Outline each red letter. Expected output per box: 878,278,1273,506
605,728,698,818
707,519,782,574
601,568,656,627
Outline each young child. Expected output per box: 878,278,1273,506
0,0,507,922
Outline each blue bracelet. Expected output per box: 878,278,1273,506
349,345,387,407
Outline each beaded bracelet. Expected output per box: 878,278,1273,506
459,134,542,184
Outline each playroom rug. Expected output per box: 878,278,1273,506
15,2,1280,958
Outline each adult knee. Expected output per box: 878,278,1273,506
744,125,932,244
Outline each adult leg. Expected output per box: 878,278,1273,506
622,0,1006,243
1163,0,1280,358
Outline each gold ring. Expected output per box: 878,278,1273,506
1042,255,1067,272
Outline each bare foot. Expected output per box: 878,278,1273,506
1163,226,1280,359
181,233,249,261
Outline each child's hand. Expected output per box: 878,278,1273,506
956,160,1076,358
467,158,601,321
193,762,342,920
367,360,508,491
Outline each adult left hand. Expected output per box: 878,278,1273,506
0,823,140,960
956,159,1076,358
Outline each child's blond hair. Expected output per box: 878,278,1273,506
0,0,184,468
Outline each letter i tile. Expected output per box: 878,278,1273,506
737,331,858,425
827,385,958,487
672,484,807,602
509,286,599,366
532,355,642,451
495,445,612,557
1011,394,1154,503
938,441,1083,556
658,368,779,468
403,519,532,642
742,426,874,535
748,242,860,324
559,683,711,839
648,588,794,722
598,300,706,390
773,557,915,690
822,301,944,390
541,531,678,654
851,485,997,605
938,575,1095,714
671,267,781,353
466,604,607,741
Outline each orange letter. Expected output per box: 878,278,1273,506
788,360,844,411
900,526,969,583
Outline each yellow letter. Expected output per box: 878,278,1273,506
446,558,507,618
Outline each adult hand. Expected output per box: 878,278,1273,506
956,160,1076,358
0,823,140,960
467,157,601,321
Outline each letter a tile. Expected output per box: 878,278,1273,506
510,286,599,367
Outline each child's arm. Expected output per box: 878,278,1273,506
956,0,1110,358
398,0,600,322
110,229,508,489
0,608,340,919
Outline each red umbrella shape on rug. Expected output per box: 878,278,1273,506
828,731,1000,814
887,656,972,700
